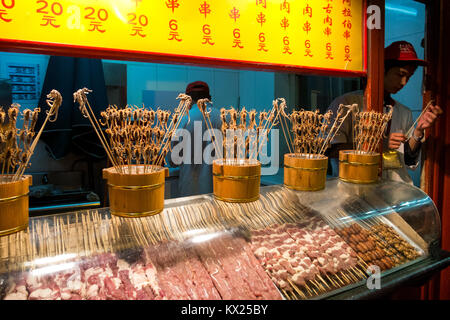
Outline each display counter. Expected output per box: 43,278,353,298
1,179,448,300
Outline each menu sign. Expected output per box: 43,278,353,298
0,0,366,74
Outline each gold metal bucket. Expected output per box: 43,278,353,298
103,165,168,218
284,153,328,191
0,175,32,236
339,150,380,184
212,159,261,203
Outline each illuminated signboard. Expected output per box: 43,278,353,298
0,0,366,74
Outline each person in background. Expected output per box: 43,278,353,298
171,81,222,197
327,41,442,184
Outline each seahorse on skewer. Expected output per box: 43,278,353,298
229,107,238,130
239,107,247,130
220,108,229,134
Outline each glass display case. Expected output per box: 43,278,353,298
0,179,446,300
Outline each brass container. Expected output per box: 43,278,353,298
103,165,168,218
339,150,380,184
0,175,32,237
284,153,328,191
213,159,261,203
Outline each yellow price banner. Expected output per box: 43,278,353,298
0,0,366,75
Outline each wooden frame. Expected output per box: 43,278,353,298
364,0,385,114
419,0,450,301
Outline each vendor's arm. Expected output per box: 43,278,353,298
407,104,442,152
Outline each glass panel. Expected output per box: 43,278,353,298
0,180,440,300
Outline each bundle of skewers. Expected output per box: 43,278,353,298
218,104,278,161
0,90,62,236
73,88,191,217
352,106,393,154
277,101,354,191
323,199,423,275
339,106,393,184
74,88,191,174
197,98,282,203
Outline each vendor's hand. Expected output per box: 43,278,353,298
416,104,443,132
388,132,407,150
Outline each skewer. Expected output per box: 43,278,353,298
74,89,122,173
304,283,318,296
311,279,327,293
317,275,332,289
281,289,293,300
358,259,370,270
405,100,433,138
352,266,367,279
342,271,353,283
326,274,339,287
197,98,223,159
346,268,360,281
12,90,63,180
287,279,307,299
334,273,346,286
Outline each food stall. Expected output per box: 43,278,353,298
0,0,449,300
0,180,448,300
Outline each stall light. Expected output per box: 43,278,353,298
182,229,209,238
31,262,77,277
24,253,77,267
190,232,222,244
29,201,100,212
392,197,430,211
385,3,418,16
113,5,127,24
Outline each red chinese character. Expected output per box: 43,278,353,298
344,45,352,61
280,17,289,30
256,0,266,9
343,29,351,40
128,13,148,37
324,27,332,36
199,1,211,18
130,26,146,37
323,4,333,14
169,19,182,41
343,0,351,6
303,4,312,18
257,33,268,52
41,15,60,28
88,21,106,33
343,19,352,29
283,36,292,55
166,0,180,13
324,15,332,26
280,0,290,13
256,12,266,27
342,8,352,17
202,24,214,45
202,36,214,45
169,31,182,41
232,28,243,48
303,21,312,34
233,39,244,48
305,40,313,57
258,43,268,52
326,43,334,60
229,7,240,22
0,9,12,22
